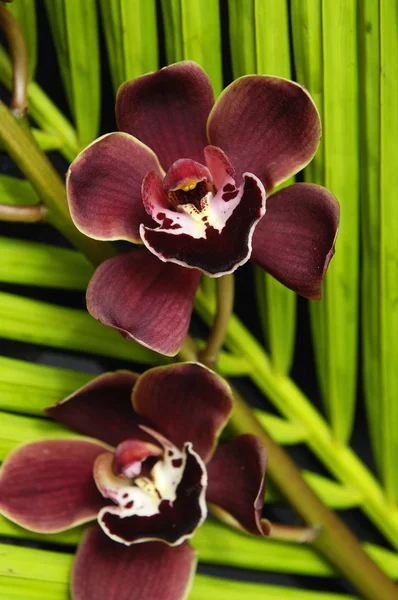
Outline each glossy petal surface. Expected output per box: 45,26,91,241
208,75,321,190
87,249,201,356
141,173,265,276
0,440,106,532
133,363,233,461
45,372,151,447
98,444,207,545
67,133,162,242
117,61,214,171
72,526,197,600
251,183,340,300
206,434,269,536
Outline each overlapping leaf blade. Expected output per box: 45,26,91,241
229,0,296,375
291,0,360,443
99,0,158,94
160,0,223,96
44,0,100,147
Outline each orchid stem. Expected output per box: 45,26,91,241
198,273,234,367
0,202,47,223
267,522,320,544
0,4,28,117
229,387,398,600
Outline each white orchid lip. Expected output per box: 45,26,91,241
94,426,208,546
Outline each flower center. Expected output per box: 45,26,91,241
168,179,214,211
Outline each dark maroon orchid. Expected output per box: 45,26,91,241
67,61,340,356
0,363,268,600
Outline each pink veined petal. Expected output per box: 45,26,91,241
67,132,163,243
116,61,214,171
206,434,270,536
250,183,340,300
207,75,321,191
72,526,197,600
0,439,107,533
98,444,207,546
132,363,233,462
86,249,201,356
204,145,235,191
163,158,212,192
140,172,266,277
45,371,153,447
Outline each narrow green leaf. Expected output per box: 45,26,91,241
0,291,168,366
254,410,307,446
0,543,358,600
0,176,38,205
378,0,398,502
0,356,93,415
358,0,382,487
99,0,158,94
0,237,92,289
44,1,100,147
291,1,360,443
7,0,37,80
0,412,83,460
160,0,223,96
229,0,296,374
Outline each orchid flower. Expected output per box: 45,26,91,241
67,61,340,356
0,363,268,600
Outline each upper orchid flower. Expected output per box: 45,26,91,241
0,363,268,600
67,61,339,356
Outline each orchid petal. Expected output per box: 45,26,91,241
207,75,321,190
98,444,207,546
133,363,233,462
67,133,163,243
45,371,151,447
116,61,214,170
251,183,340,300
87,249,201,356
72,526,197,600
206,434,269,536
0,440,107,533
141,172,266,277
204,145,235,191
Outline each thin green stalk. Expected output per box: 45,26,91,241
7,0,37,81
0,4,28,114
198,274,234,368
0,203,45,222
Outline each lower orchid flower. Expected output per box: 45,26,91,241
66,60,340,356
0,363,269,600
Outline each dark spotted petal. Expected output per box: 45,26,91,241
207,75,321,190
0,440,107,533
206,434,269,536
117,61,214,171
72,526,197,600
141,173,266,277
251,183,340,300
67,133,162,243
87,249,201,356
45,372,153,447
98,444,207,546
132,363,233,462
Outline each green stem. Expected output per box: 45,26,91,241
0,4,28,115
0,202,46,222
0,101,115,265
198,274,234,367
230,389,398,600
